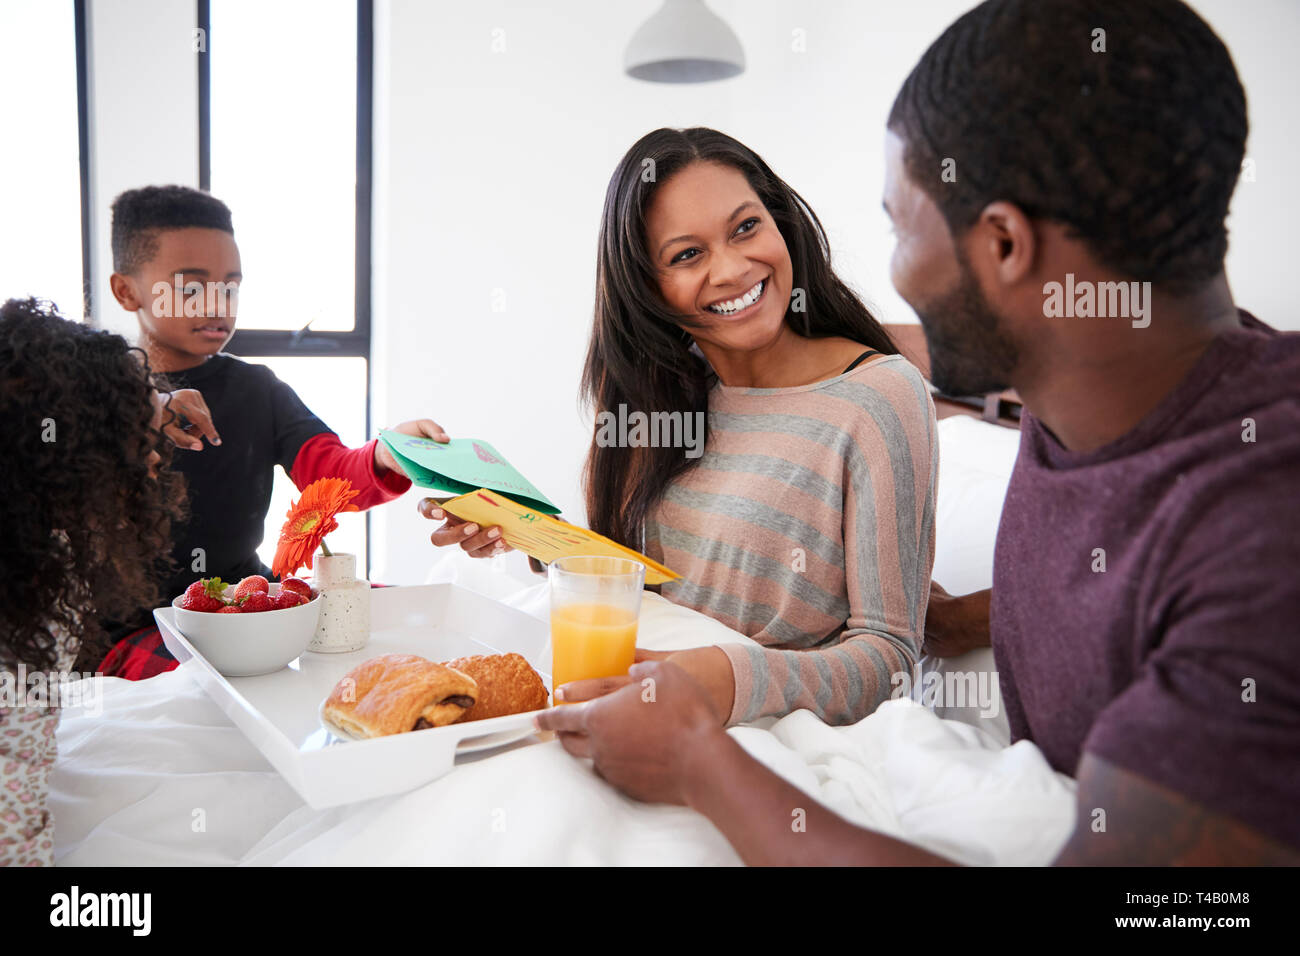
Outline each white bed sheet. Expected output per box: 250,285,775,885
53,591,1072,866
51,664,1074,865
52,414,1051,866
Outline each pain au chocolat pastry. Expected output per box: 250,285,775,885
324,654,478,738
440,653,549,722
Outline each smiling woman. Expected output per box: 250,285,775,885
576,127,938,727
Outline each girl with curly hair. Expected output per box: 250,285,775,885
0,297,185,865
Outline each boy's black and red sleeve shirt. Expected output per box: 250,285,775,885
158,354,409,603
289,433,411,508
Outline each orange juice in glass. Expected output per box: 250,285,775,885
549,556,646,699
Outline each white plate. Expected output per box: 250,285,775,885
317,699,539,753
155,583,554,808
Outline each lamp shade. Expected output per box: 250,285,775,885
624,0,745,83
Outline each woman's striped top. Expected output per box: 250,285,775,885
645,353,938,726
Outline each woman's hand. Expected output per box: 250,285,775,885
536,660,730,805
555,645,733,724
161,388,221,450
418,496,510,558
375,418,449,477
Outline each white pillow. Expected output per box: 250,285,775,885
913,416,1021,744
932,415,1021,594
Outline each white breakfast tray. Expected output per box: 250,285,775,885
154,583,552,809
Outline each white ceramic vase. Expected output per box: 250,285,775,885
308,553,370,653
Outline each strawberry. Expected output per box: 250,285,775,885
232,575,270,602
279,577,313,599
217,605,242,614
180,577,227,613
272,589,304,610
239,592,275,614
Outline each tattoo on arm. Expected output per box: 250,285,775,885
1055,754,1300,866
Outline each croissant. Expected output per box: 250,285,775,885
441,652,549,721
324,654,478,738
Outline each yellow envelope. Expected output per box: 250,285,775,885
436,488,680,586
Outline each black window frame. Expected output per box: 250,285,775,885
75,0,92,320
197,0,376,572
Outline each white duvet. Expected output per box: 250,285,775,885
53,416,1072,865
51,593,1073,866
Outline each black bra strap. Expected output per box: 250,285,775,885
842,349,882,374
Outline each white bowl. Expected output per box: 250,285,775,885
171,584,322,677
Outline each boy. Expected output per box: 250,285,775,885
99,185,455,679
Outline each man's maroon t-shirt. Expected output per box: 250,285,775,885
991,311,1300,850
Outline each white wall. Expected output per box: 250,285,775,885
372,0,959,585
370,0,1300,585
1197,0,1300,322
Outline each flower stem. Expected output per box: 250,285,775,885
320,539,333,557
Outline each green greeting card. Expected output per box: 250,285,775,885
377,430,560,515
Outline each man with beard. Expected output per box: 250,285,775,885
537,0,1300,864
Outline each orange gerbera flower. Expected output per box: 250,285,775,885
272,477,360,578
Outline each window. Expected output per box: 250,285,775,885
203,0,375,572
244,356,369,569
208,0,357,333
0,1,87,320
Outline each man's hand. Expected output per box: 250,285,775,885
161,388,220,451
923,583,992,657
555,646,733,724
535,660,729,805
547,648,671,702
374,418,449,477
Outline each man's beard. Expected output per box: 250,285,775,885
914,261,1018,396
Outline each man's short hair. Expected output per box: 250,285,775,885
888,0,1247,292
110,185,234,274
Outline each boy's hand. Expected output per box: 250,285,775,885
162,388,221,451
374,418,449,477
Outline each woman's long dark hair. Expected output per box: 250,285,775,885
0,298,187,673
582,127,898,549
